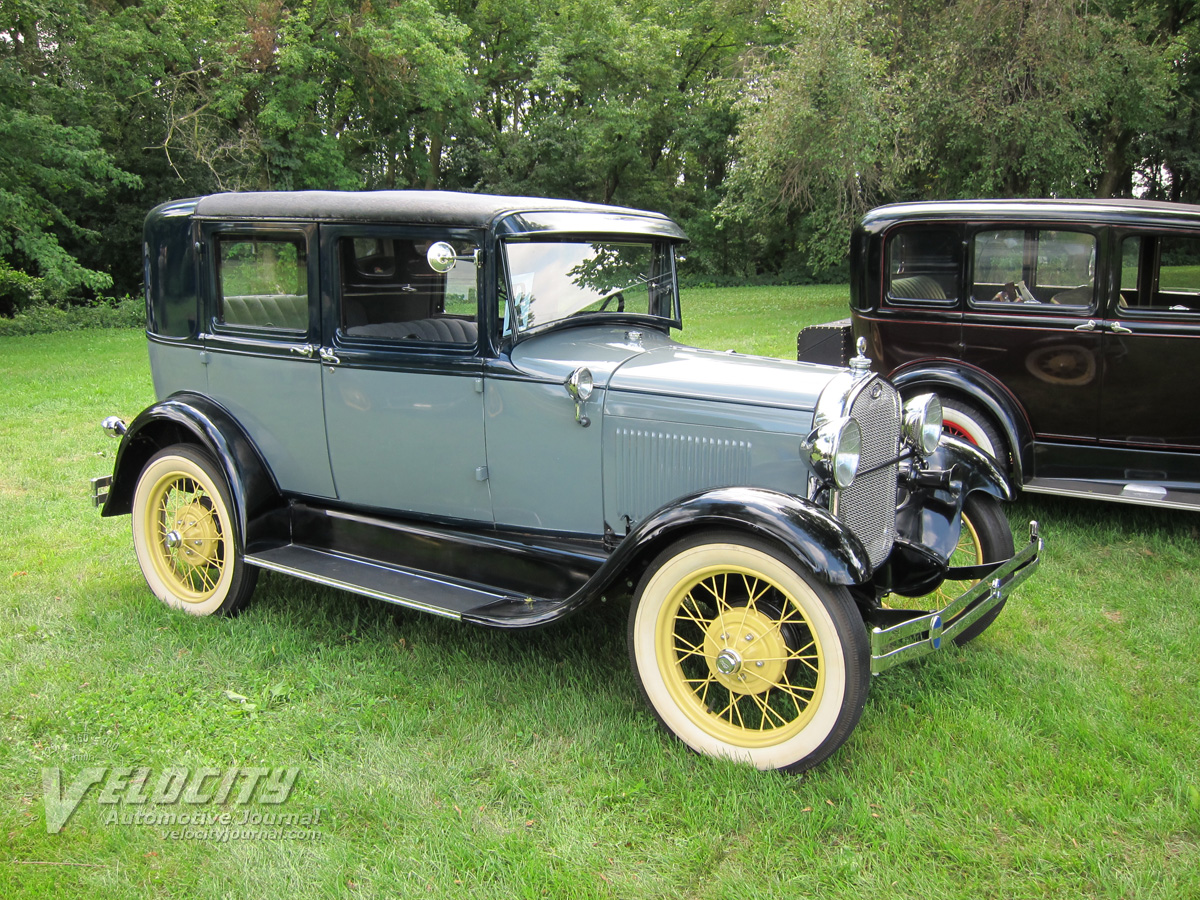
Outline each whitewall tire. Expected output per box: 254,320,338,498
131,445,257,616
628,533,870,772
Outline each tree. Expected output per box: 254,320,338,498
0,1,139,313
721,0,905,273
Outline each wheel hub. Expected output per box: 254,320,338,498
170,500,220,568
702,606,791,695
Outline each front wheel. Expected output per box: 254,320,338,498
628,533,870,773
940,398,1007,468
131,445,258,616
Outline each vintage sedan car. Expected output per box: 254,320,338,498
92,191,1040,772
798,199,1200,511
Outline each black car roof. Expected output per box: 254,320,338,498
188,190,677,230
860,198,1200,231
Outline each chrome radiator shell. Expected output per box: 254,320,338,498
831,376,901,569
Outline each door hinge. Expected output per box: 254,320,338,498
475,466,489,482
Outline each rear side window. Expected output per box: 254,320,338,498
1120,234,1200,314
885,229,959,305
216,236,309,331
971,229,1096,309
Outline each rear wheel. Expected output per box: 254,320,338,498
628,532,870,773
131,445,257,616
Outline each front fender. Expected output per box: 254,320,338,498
100,393,282,543
889,361,1032,484
926,435,1013,502
894,435,1012,569
465,486,873,629
609,486,874,589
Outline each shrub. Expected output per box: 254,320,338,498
0,295,143,336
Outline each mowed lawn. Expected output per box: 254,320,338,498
1,286,1197,899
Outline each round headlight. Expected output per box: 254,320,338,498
902,393,943,456
565,367,594,402
809,416,862,489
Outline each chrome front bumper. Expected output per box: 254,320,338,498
870,521,1042,675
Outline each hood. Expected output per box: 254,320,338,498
607,345,842,412
508,325,673,384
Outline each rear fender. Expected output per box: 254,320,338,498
101,393,282,544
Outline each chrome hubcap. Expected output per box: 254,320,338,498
715,648,742,675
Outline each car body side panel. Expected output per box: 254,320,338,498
1099,321,1200,450
204,346,336,498
323,363,492,521
959,309,1104,443
147,339,208,401
601,393,814,530
483,374,606,533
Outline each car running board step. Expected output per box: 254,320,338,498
245,544,546,621
1023,477,1200,511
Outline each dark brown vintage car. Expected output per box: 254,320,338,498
797,199,1200,511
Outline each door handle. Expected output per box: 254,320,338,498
290,344,316,358
1073,320,1097,332
319,347,340,366
1109,322,1133,334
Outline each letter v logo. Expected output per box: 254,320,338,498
42,767,107,834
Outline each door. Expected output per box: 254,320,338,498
200,223,336,499
1099,232,1200,453
960,227,1104,441
319,225,492,522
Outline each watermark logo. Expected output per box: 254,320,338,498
42,765,315,841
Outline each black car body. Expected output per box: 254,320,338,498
798,199,1200,511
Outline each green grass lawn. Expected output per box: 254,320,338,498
2,287,1198,899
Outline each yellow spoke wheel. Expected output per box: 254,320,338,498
132,446,257,616
629,533,870,773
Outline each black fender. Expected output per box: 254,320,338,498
465,486,874,629
889,361,1033,484
100,392,283,546
888,435,1012,591
612,486,873,586
925,434,1013,503
596,487,873,598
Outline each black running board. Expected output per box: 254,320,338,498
1023,477,1200,511
246,544,554,623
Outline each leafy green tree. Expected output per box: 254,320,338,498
0,1,139,313
721,0,904,273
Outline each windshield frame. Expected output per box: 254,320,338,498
500,235,683,340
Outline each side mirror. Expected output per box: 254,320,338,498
426,241,458,273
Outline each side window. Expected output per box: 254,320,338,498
1120,234,1200,313
885,228,959,305
971,229,1095,309
338,235,479,346
216,236,309,331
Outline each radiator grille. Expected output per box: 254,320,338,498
614,428,752,524
833,378,900,568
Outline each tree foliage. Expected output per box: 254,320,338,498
3,0,1200,307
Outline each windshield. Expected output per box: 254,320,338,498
503,240,678,333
